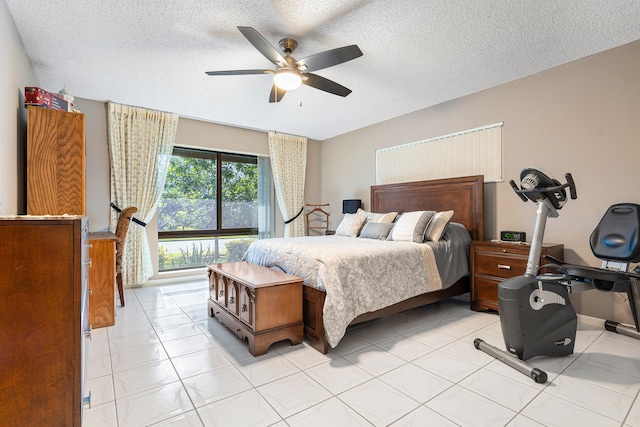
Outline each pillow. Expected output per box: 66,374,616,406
335,212,368,237
357,208,397,223
424,210,454,241
358,222,394,240
387,210,435,243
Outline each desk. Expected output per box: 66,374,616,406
89,232,118,328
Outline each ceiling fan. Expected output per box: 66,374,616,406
205,26,363,103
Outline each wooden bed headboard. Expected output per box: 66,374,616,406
371,175,484,241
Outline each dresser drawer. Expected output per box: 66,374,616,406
475,251,527,279
473,276,501,310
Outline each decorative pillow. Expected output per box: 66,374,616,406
357,208,397,223
387,210,435,243
424,210,454,241
358,222,394,240
335,212,368,237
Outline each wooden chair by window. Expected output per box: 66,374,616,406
305,204,330,236
115,206,138,307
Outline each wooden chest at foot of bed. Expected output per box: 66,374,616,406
207,261,304,356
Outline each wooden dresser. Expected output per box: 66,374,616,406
470,240,564,312
27,106,86,215
0,216,91,426
89,232,118,328
208,262,303,356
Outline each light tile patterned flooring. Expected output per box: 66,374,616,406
85,280,640,426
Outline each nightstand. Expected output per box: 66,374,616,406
470,240,564,312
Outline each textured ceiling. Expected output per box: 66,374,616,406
6,0,640,140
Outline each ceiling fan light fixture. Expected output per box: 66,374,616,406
274,68,302,90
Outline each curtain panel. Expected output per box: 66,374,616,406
268,131,307,237
107,102,179,286
257,155,275,239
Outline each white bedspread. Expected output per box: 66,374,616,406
243,236,443,347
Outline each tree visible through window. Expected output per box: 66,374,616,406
157,148,258,271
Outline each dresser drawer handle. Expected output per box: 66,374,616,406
242,304,247,312
229,296,235,304
219,290,224,297
498,264,511,270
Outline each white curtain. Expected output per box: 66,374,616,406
268,131,307,237
257,155,275,239
107,102,179,286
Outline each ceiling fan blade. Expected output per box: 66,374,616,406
238,26,288,68
205,69,273,76
269,84,286,103
302,73,352,97
295,45,363,72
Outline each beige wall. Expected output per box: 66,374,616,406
321,40,640,325
0,1,37,215
75,98,321,279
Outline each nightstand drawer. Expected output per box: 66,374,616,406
475,252,527,279
470,241,564,312
473,276,501,310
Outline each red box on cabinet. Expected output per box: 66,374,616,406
24,87,69,111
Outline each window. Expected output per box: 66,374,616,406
157,147,260,271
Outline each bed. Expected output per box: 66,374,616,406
244,175,484,353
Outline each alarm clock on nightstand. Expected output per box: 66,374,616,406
500,230,527,242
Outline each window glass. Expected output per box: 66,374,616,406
157,148,259,271
158,148,217,232
221,153,258,229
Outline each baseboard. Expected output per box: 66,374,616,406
144,268,208,287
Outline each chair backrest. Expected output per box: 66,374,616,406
590,203,640,262
115,206,138,273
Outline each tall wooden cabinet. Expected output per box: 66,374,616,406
0,216,91,426
27,105,86,215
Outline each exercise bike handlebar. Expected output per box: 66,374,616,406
565,173,577,200
509,172,577,209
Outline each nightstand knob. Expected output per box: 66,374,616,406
498,264,512,270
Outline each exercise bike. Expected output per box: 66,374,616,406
475,167,640,383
